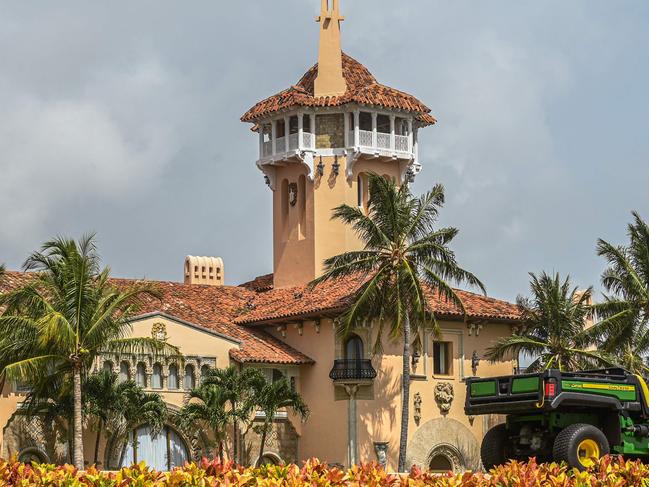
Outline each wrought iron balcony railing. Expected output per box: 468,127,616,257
329,359,377,382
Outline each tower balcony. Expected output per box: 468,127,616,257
256,109,420,170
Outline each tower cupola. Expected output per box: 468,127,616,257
241,0,436,288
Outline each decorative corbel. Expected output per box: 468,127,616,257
314,319,321,334
345,150,361,183
297,151,315,181
277,324,287,339
256,161,277,190
295,322,304,336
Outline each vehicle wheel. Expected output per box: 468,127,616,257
481,423,509,470
553,423,609,471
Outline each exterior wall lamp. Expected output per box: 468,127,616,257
317,157,325,177
332,156,340,176
264,175,271,186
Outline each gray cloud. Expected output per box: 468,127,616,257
0,0,648,303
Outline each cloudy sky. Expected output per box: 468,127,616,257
1,0,648,303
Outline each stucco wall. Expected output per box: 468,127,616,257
270,318,515,470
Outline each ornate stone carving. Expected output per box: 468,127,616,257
151,322,168,341
471,351,480,377
373,441,389,468
434,382,454,415
288,183,298,206
413,392,422,426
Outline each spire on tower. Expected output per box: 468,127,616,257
314,0,347,98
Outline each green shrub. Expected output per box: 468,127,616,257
1,456,649,486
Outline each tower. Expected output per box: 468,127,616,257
241,0,436,288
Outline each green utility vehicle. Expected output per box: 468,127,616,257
465,368,649,470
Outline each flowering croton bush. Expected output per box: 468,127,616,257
1,456,649,486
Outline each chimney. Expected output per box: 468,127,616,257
314,0,347,98
184,256,224,286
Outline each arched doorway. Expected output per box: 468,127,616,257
120,425,189,471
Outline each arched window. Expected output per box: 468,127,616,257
168,364,179,390
258,453,282,466
429,454,453,473
120,425,189,471
184,364,196,389
281,179,289,240
345,334,364,361
357,173,368,211
199,365,209,385
151,363,162,389
298,174,306,239
103,361,114,374
136,363,147,387
119,361,130,383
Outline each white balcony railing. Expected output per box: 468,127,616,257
275,136,286,152
303,132,314,149
263,141,272,157
377,133,391,150
288,133,299,151
395,134,409,152
359,130,373,147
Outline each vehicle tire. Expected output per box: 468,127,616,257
481,423,509,470
553,423,609,471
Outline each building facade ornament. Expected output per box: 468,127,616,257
151,322,168,341
471,350,480,377
373,441,389,468
434,382,454,415
413,392,422,426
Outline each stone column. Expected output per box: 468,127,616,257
284,116,290,152
345,384,359,466
343,111,350,148
390,115,396,152
310,112,317,149
354,110,360,147
298,112,304,151
271,120,277,155
371,112,378,150
259,127,265,158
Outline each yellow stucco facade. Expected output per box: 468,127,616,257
0,0,522,473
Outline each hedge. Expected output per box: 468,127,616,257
2,456,649,486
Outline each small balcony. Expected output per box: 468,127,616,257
329,359,377,382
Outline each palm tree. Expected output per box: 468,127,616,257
486,272,609,371
251,377,308,467
177,382,232,462
586,212,649,372
115,382,167,468
202,366,266,463
84,369,121,465
84,369,167,467
311,173,483,471
0,235,178,468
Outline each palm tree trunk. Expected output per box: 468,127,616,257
232,400,238,463
398,313,411,473
218,440,224,463
93,419,103,466
73,366,84,469
256,423,269,468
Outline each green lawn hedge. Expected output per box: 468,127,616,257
2,456,648,486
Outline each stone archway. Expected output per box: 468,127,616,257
406,418,481,472
2,413,69,465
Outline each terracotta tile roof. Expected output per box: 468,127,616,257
241,53,436,126
239,273,274,292
235,274,522,325
0,271,314,366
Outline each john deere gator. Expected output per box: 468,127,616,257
465,368,649,470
